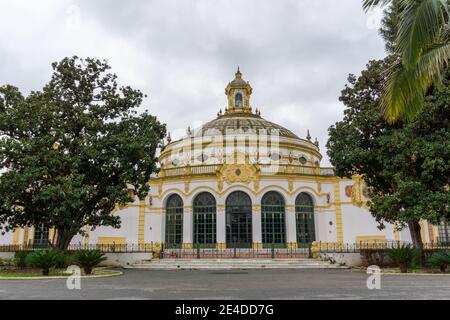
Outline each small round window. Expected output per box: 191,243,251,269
270,153,280,161
197,154,208,162
172,159,180,166
299,157,307,165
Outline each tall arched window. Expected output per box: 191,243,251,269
235,93,243,107
33,224,49,248
261,191,286,247
226,191,252,248
438,221,450,243
295,193,316,245
165,194,183,248
193,192,216,247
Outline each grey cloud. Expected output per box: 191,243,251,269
0,0,386,166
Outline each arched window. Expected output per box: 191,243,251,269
235,93,243,107
193,192,216,247
33,224,49,248
261,191,286,247
438,221,450,244
295,193,316,245
226,191,252,247
165,194,183,248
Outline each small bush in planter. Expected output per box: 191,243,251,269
75,250,107,275
14,250,32,268
53,250,77,268
427,251,450,273
26,250,64,276
385,244,416,273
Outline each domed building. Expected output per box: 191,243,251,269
3,69,442,251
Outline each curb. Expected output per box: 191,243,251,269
381,272,450,276
0,270,122,280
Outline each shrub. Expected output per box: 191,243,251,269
385,244,417,273
427,251,450,273
75,250,107,275
52,250,77,269
14,250,32,268
0,258,15,267
26,250,64,276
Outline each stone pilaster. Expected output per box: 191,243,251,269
252,204,262,247
286,205,297,248
182,205,193,248
216,204,226,248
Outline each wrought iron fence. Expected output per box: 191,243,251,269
161,246,312,259
317,240,450,253
0,243,156,253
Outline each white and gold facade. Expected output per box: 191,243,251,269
3,69,442,249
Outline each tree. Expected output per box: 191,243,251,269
327,58,450,249
363,0,449,122
0,57,166,249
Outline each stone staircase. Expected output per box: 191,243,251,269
127,258,348,270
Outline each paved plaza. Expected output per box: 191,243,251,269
0,269,449,300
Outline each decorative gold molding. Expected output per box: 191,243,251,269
216,243,226,249
333,182,344,243
12,228,20,245
159,141,323,160
151,183,330,201
252,204,261,211
287,242,298,249
182,243,193,249
138,200,145,245
252,242,263,249
218,163,259,186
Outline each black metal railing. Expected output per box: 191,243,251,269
317,240,450,253
0,243,156,253
161,246,311,259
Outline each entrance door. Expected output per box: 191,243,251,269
226,191,252,248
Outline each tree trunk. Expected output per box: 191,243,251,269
408,220,424,266
54,228,76,250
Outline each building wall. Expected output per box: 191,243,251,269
0,176,421,247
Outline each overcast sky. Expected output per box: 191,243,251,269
0,0,386,166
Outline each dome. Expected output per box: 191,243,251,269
199,112,300,140
160,69,322,168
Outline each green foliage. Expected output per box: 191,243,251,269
14,250,32,268
75,250,107,275
0,56,166,249
363,0,450,121
427,250,450,272
327,58,450,243
386,244,417,272
25,250,64,276
0,258,15,267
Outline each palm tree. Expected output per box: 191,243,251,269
363,0,449,122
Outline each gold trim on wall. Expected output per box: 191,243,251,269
333,182,344,243
12,228,20,245
138,200,145,245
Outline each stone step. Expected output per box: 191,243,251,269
127,258,348,270
128,264,346,270
136,259,318,263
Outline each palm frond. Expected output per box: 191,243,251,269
396,0,449,67
383,41,450,121
363,0,393,12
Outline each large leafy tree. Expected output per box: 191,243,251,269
363,0,449,122
0,57,166,249
327,58,450,248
